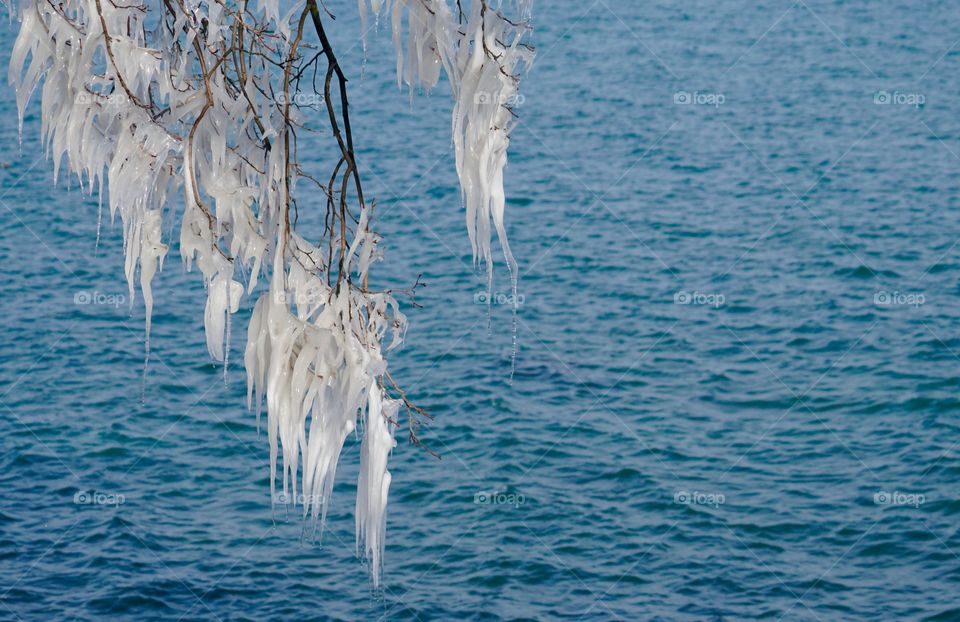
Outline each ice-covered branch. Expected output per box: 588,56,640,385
361,0,534,288
9,0,532,586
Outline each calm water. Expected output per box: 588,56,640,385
2,1,960,620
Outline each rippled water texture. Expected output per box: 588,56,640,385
3,1,960,620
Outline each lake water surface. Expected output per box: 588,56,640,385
2,1,960,620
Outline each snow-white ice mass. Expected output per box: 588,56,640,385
8,0,532,584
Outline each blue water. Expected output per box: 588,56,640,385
3,1,960,620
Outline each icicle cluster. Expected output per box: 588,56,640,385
361,0,535,291
9,0,531,586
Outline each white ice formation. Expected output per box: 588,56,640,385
9,0,532,585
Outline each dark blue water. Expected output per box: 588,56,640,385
3,1,960,620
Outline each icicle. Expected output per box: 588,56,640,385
357,379,399,586
11,0,529,590
363,0,534,307
204,275,243,362
224,278,233,385
95,184,104,253
139,208,168,354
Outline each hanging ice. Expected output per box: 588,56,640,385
8,0,533,587
363,0,535,289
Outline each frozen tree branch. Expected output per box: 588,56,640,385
8,0,533,586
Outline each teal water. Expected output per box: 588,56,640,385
3,1,960,620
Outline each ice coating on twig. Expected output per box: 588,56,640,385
9,0,530,586
364,0,533,378
362,0,534,285
357,379,400,586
